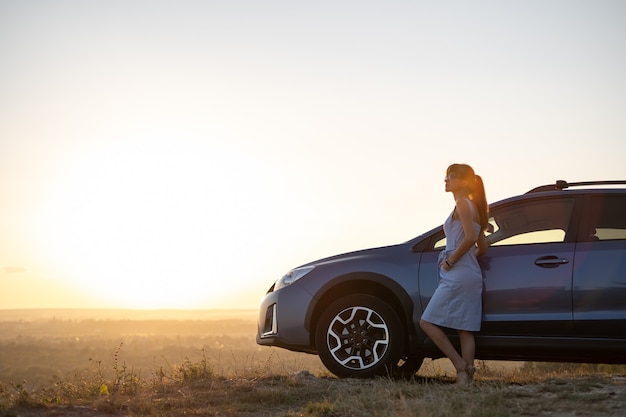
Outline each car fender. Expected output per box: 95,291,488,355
297,254,418,348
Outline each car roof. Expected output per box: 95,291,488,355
526,180,626,194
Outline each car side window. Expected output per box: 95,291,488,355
486,198,575,246
585,195,626,241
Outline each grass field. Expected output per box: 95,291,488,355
1,309,625,416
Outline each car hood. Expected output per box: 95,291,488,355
297,243,406,268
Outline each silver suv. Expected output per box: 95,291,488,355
256,181,626,378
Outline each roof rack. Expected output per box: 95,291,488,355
526,180,626,194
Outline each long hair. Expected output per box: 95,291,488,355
447,164,489,232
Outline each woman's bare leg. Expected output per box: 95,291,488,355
458,330,475,373
419,320,466,372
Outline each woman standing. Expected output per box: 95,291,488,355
419,163,488,384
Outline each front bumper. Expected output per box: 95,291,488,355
256,281,317,353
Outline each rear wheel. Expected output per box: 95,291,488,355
315,294,404,378
391,355,424,379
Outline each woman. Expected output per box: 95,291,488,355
419,163,488,384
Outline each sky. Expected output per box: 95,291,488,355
1,0,625,310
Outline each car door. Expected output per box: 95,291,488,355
573,194,626,338
417,196,577,336
479,196,577,336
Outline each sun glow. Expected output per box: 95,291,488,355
33,137,275,309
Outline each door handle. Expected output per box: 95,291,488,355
534,256,569,268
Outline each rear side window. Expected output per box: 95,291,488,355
585,195,626,241
486,198,575,246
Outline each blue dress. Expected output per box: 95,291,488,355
421,200,483,331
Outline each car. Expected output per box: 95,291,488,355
256,180,626,378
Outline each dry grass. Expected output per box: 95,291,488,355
1,312,625,416
2,356,626,417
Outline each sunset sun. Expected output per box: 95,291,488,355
32,137,270,309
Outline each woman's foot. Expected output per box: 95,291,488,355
455,360,470,385
455,369,470,385
466,366,476,382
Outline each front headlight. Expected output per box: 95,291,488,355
274,265,315,291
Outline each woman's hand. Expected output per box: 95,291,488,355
475,232,488,257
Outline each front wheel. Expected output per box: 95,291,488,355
315,294,404,378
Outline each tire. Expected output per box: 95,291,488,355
315,294,404,378
390,355,424,379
